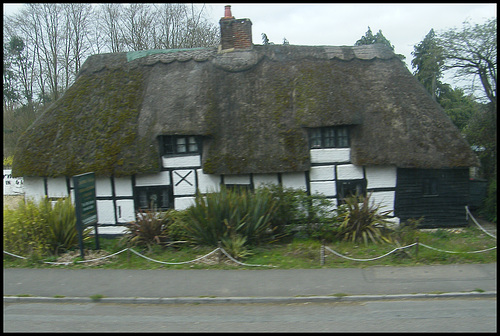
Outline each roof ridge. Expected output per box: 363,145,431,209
126,47,214,62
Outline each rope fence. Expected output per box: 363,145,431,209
3,246,276,268
322,208,496,264
324,243,417,263
466,205,496,239
4,207,496,267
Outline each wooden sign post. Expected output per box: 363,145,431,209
73,172,99,259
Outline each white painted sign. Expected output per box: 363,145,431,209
3,169,24,195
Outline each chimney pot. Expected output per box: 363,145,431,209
224,5,233,18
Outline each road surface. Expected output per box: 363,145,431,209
3,298,496,332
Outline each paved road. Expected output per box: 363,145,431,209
4,263,496,300
4,298,497,332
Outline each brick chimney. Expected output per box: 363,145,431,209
219,5,253,51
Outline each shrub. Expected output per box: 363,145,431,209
46,197,90,255
481,177,496,223
124,209,174,251
221,233,252,260
4,198,51,257
336,192,392,245
183,187,277,248
163,210,190,242
3,197,89,257
392,217,423,246
262,184,338,240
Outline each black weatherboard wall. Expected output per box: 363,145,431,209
394,168,470,228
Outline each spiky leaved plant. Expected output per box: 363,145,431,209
183,187,277,249
47,197,91,255
125,209,172,252
336,192,392,245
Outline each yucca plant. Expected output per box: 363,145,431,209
46,197,91,255
183,187,277,249
238,188,277,245
336,192,392,245
124,209,172,251
221,233,252,260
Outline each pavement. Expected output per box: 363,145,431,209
3,263,497,304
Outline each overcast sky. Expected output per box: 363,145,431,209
203,3,496,69
4,3,496,72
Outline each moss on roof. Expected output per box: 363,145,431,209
13,67,160,177
12,44,478,178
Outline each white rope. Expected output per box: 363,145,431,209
128,247,220,265
419,243,497,254
218,247,276,267
465,206,496,239
43,248,130,265
3,246,278,267
3,250,27,259
324,243,417,262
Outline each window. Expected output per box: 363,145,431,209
422,178,438,196
309,126,350,149
161,135,201,156
225,184,252,193
337,179,366,204
135,186,173,210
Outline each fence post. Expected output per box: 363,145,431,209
415,237,419,261
320,239,325,266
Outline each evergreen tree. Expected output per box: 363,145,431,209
411,29,445,101
355,26,405,61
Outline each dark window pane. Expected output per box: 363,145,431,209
309,126,350,149
139,190,148,208
310,129,322,148
176,137,187,153
423,178,438,196
337,180,366,204
162,135,201,155
323,128,336,148
337,127,349,148
136,186,173,211
163,137,175,154
188,136,198,152
161,189,169,208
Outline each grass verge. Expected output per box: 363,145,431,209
3,225,496,269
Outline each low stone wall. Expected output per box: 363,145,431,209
3,195,25,210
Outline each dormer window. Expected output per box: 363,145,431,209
160,135,201,156
309,126,350,149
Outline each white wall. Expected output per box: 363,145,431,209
46,177,68,198
23,177,45,202
366,166,397,188
310,148,350,164
18,150,400,228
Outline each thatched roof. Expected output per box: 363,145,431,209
12,44,478,178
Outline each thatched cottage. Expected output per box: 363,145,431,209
13,6,478,233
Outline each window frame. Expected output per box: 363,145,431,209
134,185,173,211
336,179,367,204
422,178,439,197
308,126,350,149
160,135,202,156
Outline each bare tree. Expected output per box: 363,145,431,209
155,3,188,49
121,3,156,51
100,3,124,53
182,4,219,48
64,3,94,75
4,3,220,105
